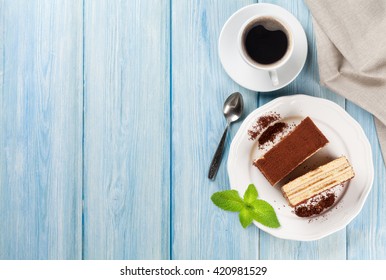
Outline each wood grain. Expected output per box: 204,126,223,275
258,0,346,259
0,0,83,259
0,0,385,260
82,0,170,259
171,0,260,260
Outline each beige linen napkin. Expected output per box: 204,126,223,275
305,0,386,163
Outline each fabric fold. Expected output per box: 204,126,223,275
305,0,386,163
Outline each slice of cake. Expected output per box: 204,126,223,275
282,156,355,207
253,117,329,186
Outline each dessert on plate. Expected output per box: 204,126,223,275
282,156,355,207
252,115,356,217
253,117,329,186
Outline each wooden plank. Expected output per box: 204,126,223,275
258,0,346,259
345,103,386,259
0,0,83,259
171,0,259,259
83,0,170,259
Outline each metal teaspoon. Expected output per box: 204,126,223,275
208,92,244,180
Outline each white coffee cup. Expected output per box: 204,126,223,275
238,15,294,86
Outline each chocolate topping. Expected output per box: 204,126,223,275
258,122,288,146
295,192,336,217
248,113,280,140
253,117,329,186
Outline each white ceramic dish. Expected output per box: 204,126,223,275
227,95,374,241
218,3,308,92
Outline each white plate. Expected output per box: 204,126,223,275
227,95,374,241
219,3,308,92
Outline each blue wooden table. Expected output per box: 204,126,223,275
1,0,385,260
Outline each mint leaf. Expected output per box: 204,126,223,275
250,199,280,228
244,184,258,203
211,185,280,229
239,208,253,228
211,190,244,212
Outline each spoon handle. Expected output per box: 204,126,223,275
208,124,229,180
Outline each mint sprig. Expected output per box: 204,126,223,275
211,184,280,229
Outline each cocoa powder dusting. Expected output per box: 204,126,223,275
258,122,288,146
295,193,336,217
248,113,280,140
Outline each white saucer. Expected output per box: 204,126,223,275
219,3,308,92
227,95,374,241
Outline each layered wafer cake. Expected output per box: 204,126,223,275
253,117,329,186
282,156,355,207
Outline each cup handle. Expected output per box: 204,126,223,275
269,70,279,86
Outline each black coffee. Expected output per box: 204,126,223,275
244,24,288,65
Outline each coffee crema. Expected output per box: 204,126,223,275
244,21,289,65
